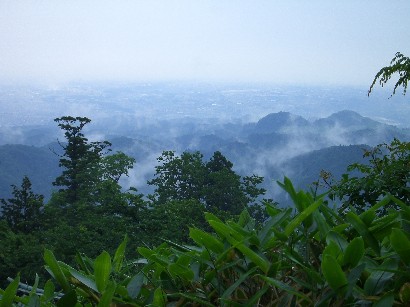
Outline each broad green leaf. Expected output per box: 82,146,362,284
113,235,128,273
68,268,98,292
227,221,253,237
44,249,71,293
277,177,297,201
97,282,116,307
326,231,348,252
209,220,270,273
127,272,144,299
189,228,224,253
390,228,410,264
238,209,252,227
1,275,20,307
94,251,112,293
312,210,331,240
74,253,94,275
208,220,243,242
204,212,224,224
29,274,39,296
343,237,364,268
284,198,323,237
296,191,314,228
360,209,376,227
168,263,194,281
259,208,291,245
175,254,191,267
364,258,397,295
331,223,350,234
321,254,347,293
137,247,155,259
42,280,56,302
153,287,166,306
346,211,380,255
369,212,400,240
236,243,270,273
345,263,366,298
323,241,343,263
265,203,280,217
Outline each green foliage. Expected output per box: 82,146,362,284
0,221,45,289
148,150,207,204
0,176,44,233
148,150,266,216
369,52,410,96
53,116,111,204
3,177,410,306
327,138,409,214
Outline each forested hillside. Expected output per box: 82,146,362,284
0,110,408,203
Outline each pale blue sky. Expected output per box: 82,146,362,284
0,1,409,85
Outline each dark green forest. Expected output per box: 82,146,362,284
0,53,410,306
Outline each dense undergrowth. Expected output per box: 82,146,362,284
1,175,410,306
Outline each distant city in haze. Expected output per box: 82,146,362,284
0,82,408,130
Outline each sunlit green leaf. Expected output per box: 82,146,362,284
153,287,166,306
284,198,323,237
1,275,20,307
97,282,116,307
113,235,128,273
44,249,71,293
94,251,112,293
189,228,224,253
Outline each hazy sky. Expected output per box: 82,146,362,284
1,1,409,86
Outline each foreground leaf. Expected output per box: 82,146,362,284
94,251,112,293
1,275,20,307
321,254,347,293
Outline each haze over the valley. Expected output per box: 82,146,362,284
0,1,409,204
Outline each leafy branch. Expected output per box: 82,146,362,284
369,52,410,97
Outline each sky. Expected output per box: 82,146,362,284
0,1,409,86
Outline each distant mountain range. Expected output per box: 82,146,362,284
0,110,408,204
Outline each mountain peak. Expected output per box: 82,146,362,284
255,112,309,133
315,110,381,129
